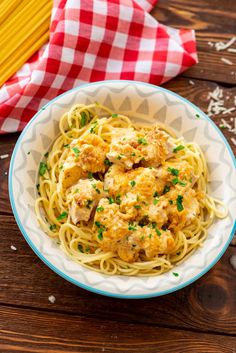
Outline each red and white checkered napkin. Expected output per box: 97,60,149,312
0,0,198,134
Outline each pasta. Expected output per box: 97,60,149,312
35,103,227,276
0,0,52,86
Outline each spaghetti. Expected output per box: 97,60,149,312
35,103,227,276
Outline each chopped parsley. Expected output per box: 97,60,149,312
97,206,104,212
108,197,114,204
27,151,31,155
172,178,186,186
128,225,137,231
167,167,179,176
95,221,102,227
169,200,173,205
117,154,122,160
220,124,226,129
195,114,200,119
173,272,179,277
131,152,136,156
88,172,93,179
97,229,103,240
86,200,93,209
134,205,141,209
104,158,112,167
140,236,145,241
74,188,80,193
90,122,98,133
57,212,68,220
130,180,136,188
78,244,84,253
72,147,80,159
80,111,87,127
64,144,69,148
44,152,49,158
92,183,100,194
149,234,152,239
153,191,159,197
39,162,48,176
176,195,184,212
190,177,193,183
111,113,118,118
85,246,90,253
59,165,63,170
163,185,170,194
137,137,148,145
155,228,161,236
173,145,185,153
153,199,159,205
49,224,56,231
115,195,121,205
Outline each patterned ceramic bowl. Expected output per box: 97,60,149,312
9,80,236,298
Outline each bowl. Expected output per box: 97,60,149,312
9,80,236,298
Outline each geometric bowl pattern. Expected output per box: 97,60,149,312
9,80,236,298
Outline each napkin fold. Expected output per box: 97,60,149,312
0,0,198,134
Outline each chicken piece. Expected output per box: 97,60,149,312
68,179,105,224
140,127,175,167
106,128,145,169
60,154,85,189
93,199,175,262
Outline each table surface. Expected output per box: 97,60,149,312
1,1,236,352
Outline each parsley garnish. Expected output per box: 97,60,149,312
176,195,184,212
115,195,121,205
80,111,87,127
117,154,122,160
140,236,145,241
112,113,118,118
97,206,104,212
59,165,63,170
155,228,161,236
149,234,152,239
195,114,200,119
172,178,186,186
74,188,80,193
153,191,159,197
220,124,226,129
131,152,136,156
88,172,93,179
90,122,98,133
49,224,56,231
27,151,30,155
173,145,185,153
64,144,69,148
137,137,148,145
57,212,68,220
72,147,80,159
92,184,100,194
163,185,170,194
128,225,137,231
167,167,179,176
39,162,48,176
108,197,114,204
78,244,84,253
95,221,102,227
97,229,104,240
173,272,179,277
130,180,136,187
104,158,112,167
86,200,93,209
134,205,141,209
44,152,49,158
153,199,159,205
169,200,173,205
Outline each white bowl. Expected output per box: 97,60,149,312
9,80,236,298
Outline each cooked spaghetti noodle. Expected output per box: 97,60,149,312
35,103,227,276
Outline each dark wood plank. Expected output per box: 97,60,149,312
152,0,236,84
0,78,235,215
1,215,236,335
1,305,236,353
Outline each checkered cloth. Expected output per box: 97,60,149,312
0,0,198,134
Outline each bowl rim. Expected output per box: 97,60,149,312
9,80,236,299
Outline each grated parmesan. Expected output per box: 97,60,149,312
48,295,56,303
0,154,9,159
10,245,17,251
221,57,233,65
228,48,236,53
231,137,236,146
215,37,236,51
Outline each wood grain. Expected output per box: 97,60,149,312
1,305,236,353
1,215,236,335
152,0,236,84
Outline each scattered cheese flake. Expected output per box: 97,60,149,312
215,37,236,51
228,48,236,53
4,171,8,175
48,295,56,303
231,137,236,146
10,245,17,251
189,80,195,85
221,57,233,65
222,107,236,115
229,255,236,269
234,96,236,105
208,41,214,47
0,154,9,159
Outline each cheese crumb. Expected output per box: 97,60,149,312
48,295,56,303
215,37,236,51
0,154,9,159
10,245,17,251
221,57,233,65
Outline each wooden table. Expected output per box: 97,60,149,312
1,1,236,352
